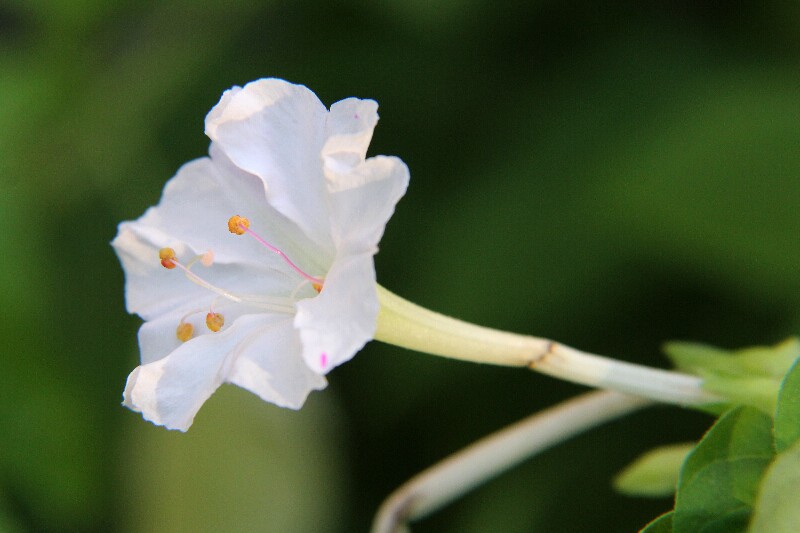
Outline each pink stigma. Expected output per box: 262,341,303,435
238,223,324,286
320,352,328,369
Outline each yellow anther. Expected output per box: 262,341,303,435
159,247,177,269
228,215,250,235
176,322,194,342
312,282,323,293
206,312,224,332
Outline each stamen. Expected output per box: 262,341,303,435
158,252,294,314
206,312,224,332
176,322,194,342
159,247,177,269
227,215,324,287
158,250,241,303
156,249,296,314
228,215,249,235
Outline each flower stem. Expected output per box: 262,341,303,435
371,390,651,533
374,285,720,407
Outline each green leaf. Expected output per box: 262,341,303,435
679,407,774,488
665,342,741,375
749,440,800,533
640,511,673,533
700,376,780,416
615,443,694,498
665,338,799,380
675,458,769,533
774,356,800,452
664,339,800,415
695,508,752,533
672,408,774,533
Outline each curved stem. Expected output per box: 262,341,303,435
374,285,720,407
371,391,652,533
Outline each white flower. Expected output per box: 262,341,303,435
112,78,409,431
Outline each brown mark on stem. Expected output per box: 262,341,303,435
527,341,557,369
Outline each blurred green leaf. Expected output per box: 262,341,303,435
665,339,799,379
614,443,694,498
774,357,800,452
700,377,780,417
749,441,800,533
664,339,800,414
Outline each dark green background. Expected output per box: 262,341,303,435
2,1,799,531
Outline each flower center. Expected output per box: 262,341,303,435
157,216,324,342
227,215,324,289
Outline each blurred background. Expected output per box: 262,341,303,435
2,1,799,531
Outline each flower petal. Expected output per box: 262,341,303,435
124,314,320,431
136,313,186,365
327,155,409,253
226,316,327,409
322,98,379,191
205,79,334,254
127,149,328,272
112,223,206,319
294,252,378,373
112,221,301,322
123,328,235,432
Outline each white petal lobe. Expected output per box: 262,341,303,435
295,252,379,374
205,79,333,252
327,155,409,253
